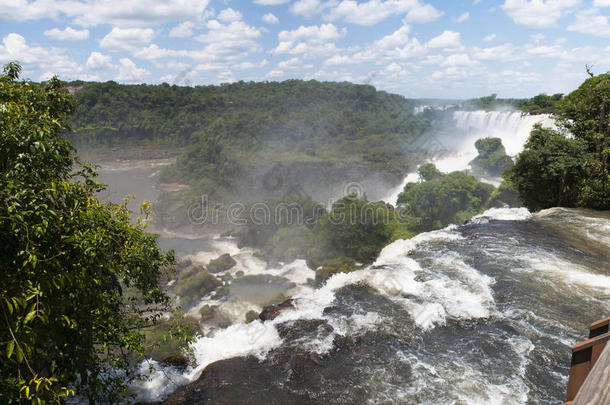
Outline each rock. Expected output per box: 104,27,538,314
315,256,359,286
259,298,295,321
160,354,192,372
245,310,259,323
199,305,216,321
207,253,237,273
235,270,244,277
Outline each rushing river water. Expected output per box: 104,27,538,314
93,111,609,404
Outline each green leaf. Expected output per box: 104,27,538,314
6,341,14,359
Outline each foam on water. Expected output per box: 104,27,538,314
134,321,283,401
471,207,532,223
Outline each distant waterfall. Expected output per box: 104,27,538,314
452,110,555,156
382,110,555,204
432,110,555,176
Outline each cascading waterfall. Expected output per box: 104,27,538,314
382,110,555,204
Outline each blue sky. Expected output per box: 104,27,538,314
1,0,609,98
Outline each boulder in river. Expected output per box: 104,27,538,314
259,298,295,321
207,253,237,273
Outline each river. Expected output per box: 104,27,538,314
93,110,609,404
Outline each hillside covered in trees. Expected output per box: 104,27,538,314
67,80,435,228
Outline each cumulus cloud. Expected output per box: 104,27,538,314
324,0,442,25
568,8,610,37
483,33,496,42
169,21,195,38
274,24,345,57
427,30,461,48
593,0,610,6
291,0,324,17
501,0,580,28
262,13,280,24
100,28,155,52
86,51,114,70
217,8,242,23
44,27,89,41
115,57,148,82
352,24,425,62
404,4,443,23
192,17,262,67
0,33,81,77
0,0,211,27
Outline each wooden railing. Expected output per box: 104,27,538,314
566,316,610,405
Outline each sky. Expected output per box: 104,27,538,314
1,0,609,99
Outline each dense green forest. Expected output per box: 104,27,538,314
67,80,437,228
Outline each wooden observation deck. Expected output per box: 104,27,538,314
566,316,610,404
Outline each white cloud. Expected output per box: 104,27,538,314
266,69,284,78
255,0,289,4
327,0,442,26
115,57,148,82
291,0,324,17
44,27,89,41
324,54,355,66
483,33,496,42
455,12,470,22
192,18,262,66
169,21,195,38
441,53,477,67
568,8,610,37
404,4,443,23
353,24,425,62
0,33,81,78
427,30,461,48
501,0,580,28
86,51,114,70
217,8,242,23
0,0,211,27
278,57,303,69
594,0,610,6
100,27,155,52
262,13,280,24
132,44,189,60
274,24,345,57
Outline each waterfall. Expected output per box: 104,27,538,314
383,110,555,204
452,110,555,156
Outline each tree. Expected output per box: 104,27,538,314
0,63,175,402
469,137,514,177
507,125,589,210
508,73,610,210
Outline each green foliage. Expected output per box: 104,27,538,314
0,64,175,403
469,137,514,177
507,125,590,210
418,163,443,181
173,269,222,309
397,165,493,231
142,313,199,361
509,73,610,210
468,93,563,113
306,197,408,269
314,257,360,286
